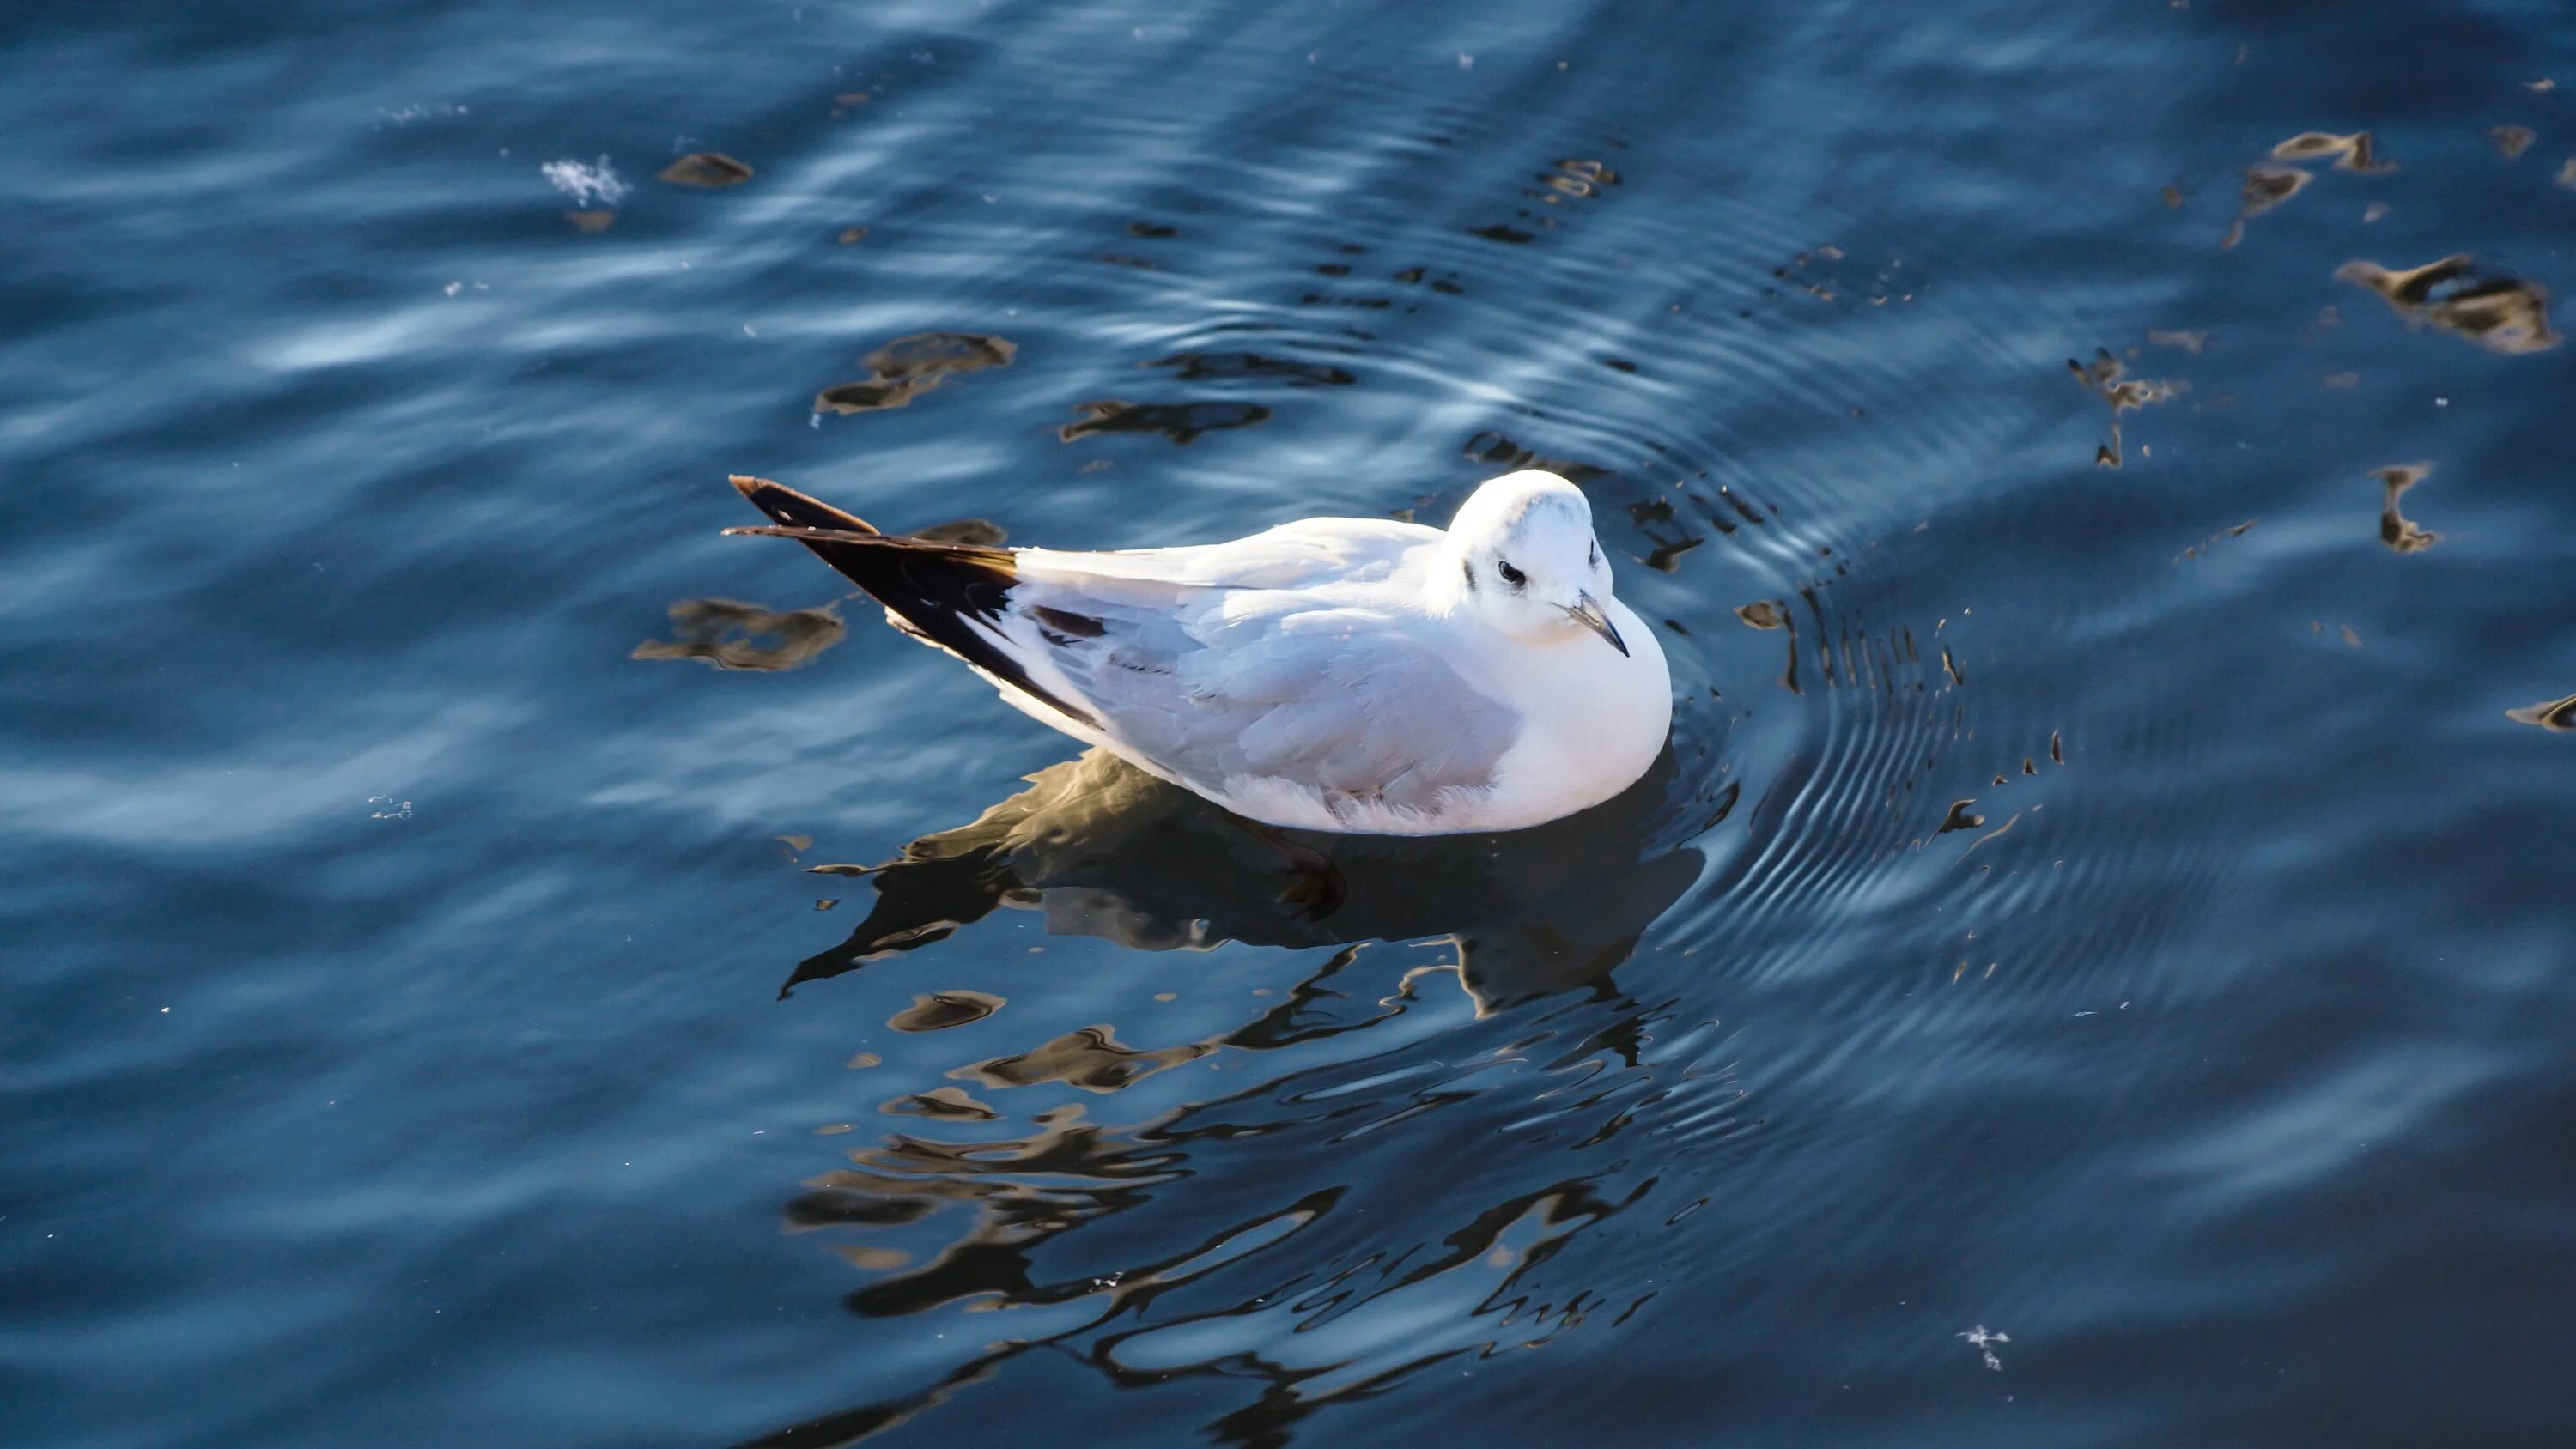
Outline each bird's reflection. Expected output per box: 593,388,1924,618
784,746,1703,1013
744,747,1712,1449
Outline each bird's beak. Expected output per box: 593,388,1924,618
1564,592,1629,656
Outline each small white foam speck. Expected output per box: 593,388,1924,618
1959,1325,2010,1370
542,155,629,208
377,102,469,125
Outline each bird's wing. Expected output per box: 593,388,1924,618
1015,515,1437,593
726,478,1510,821
995,564,1523,821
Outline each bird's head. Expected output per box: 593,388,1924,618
1443,470,1626,655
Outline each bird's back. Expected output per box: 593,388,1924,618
1016,514,1441,594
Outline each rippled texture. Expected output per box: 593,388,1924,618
9,2,2576,1446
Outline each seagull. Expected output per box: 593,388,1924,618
726,469,1673,835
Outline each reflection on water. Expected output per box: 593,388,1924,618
817,333,1018,415
885,991,1006,1033
1057,398,1274,445
1461,430,1605,483
746,750,1705,1446
2226,128,2397,248
2222,164,2311,249
2068,346,2180,468
660,151,756,186
1145,351,1358,388
778,748,1699,1011
2373,464,2440,555
633,598,847,671
2272,130,2391,172
2177,517,2257,563
17,0,2576,1445
2336,256,2559,354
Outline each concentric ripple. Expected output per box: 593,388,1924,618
707,15,2253,1443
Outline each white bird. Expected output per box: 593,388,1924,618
726,469,1673,835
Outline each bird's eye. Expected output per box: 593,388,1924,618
1497,561,1527,587
1588,543,1601,567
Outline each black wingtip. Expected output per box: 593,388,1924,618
724,473,1103,731
728,474,883,537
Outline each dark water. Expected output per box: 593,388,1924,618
9,1,2576,1444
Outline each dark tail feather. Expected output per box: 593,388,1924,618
726,475,1098,727
726,476,869,530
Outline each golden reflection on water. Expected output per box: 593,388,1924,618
659,151,754,186
2068,347,2180,468
2223,165,2310,249
2372,464,2439,555
2222,130,2391,249
2271,130,2392,172
632,598,845,671
2336,256,2559,355
887,991,1005,1033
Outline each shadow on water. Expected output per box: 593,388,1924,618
782,748,1702,1015
741,751,1705,1446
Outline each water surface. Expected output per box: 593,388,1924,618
8,1,2576,1445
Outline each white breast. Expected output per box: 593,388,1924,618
1469,597,1674,832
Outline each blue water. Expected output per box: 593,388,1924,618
9,2,2576,1444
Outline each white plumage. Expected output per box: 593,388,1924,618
729,469,1673,834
